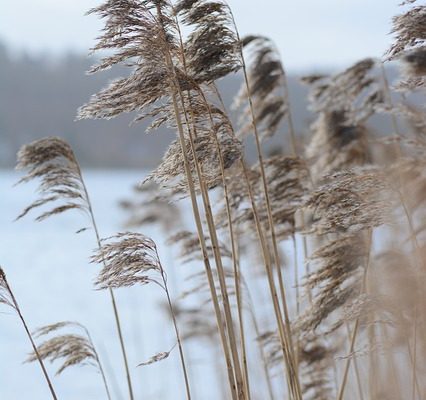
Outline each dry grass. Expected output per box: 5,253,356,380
2,0,426,399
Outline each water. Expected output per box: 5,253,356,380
0,169,215,400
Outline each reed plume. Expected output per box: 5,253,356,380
175,0,240,83
298,234,368,332
217,155,308,241
93,232,163,289
144,126,242,195
92,231,192,399
120,182,182,231
304,167,393,235
402,47,426,77
27,321,112,400
303,59,379,117
15,137,87,222
233,35,288,140
305,110,370,183
0,267,58,400
15,136,135,400
300,166,393,398
386,2,425,60
298,337,334,400
168,230,232,263
138,347,175,366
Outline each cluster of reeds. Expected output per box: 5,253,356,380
2,0,426,399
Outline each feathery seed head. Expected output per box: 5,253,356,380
15,137,88,222
92,232,161,289
27,322,100,376
387,3,426,60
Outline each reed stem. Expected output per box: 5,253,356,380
169,10,249,398
76,164,134,400
230,13,302,398
156,253,192,400
84,327,113,400
212,81,300,398
337,229,373,400
1,270,58,400
155,6,239,398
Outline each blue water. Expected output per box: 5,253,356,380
0,169,215,400
0,169,301,400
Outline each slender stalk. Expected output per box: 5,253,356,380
230,6,294,337
292,236,300,318
1,270,58,400
183,112,246,400
108,290,133,400
345,324,365,400
169,83,238,400
337,229,373,400
212,83,300,399
381,323,402,400
412,304,418,400
338,319,360,400
278,58,313,308
230,15,302,399
276,65,315,341
241,51,294,348
245,281,276,400
240,163,300,400
167,9,247,399
405,332,422,398
84,327,113,400
270,43,315,330
277,52,298,157
292,235,300,371
379,61,401,137
188,85,251,385
156,252,192,400
234,237,251,399
96,352,113,400
367,319,378,399
193,91,251,397
171,77,238,400
98,343,125,400
155,7,238,398
76,164,134,400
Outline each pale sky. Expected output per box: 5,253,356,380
0,0,405,71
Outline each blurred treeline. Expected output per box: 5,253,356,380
0,40,399,169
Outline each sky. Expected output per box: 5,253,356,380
0,0,405,72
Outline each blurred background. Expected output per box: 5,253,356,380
0,1,407,399
0,0,404,169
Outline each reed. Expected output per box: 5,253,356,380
0,267,58,400
26,322,112,400
15,136,135,400
2,1,426,399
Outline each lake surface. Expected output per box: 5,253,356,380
1,168,304,400
0,169,221,400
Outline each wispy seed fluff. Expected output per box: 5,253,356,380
92,232,162,290
27,322,102,376
15,137,88,222
304,166,393,235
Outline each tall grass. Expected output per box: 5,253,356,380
1,0,426,399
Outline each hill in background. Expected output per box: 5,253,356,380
0,42,398,169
